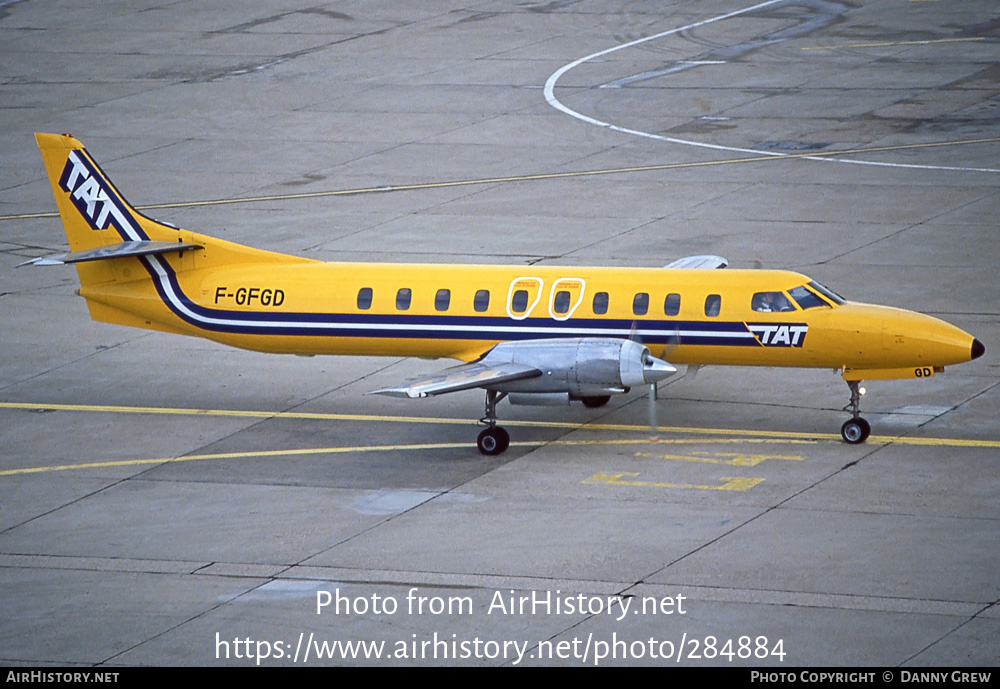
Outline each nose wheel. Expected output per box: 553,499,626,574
478,390,510,455
841,417,871,444
841,380,871,444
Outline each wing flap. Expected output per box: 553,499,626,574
371,361,541,399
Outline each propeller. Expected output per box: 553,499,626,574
631,321,680,442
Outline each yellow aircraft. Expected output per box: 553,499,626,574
27,133,984,454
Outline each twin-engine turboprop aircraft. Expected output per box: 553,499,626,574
28,133,984,454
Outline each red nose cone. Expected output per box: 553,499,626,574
971,339,985,360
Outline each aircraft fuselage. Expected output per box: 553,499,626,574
80,252,980,382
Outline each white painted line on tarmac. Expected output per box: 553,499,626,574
544,0,1000,174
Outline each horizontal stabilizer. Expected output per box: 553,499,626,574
18,240,203,267
665,255,728,270
371,361,541,399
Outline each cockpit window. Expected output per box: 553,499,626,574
788,285,828,310
751,291,794,313
808,280,845,305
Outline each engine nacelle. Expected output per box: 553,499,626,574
480,337,675,397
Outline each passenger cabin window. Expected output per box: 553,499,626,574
663,293,680,316
474,290,490,313
396,288,411,310
633,292,649,316
751,291,794,313
435,289,451,311
357,287,373,310
593,292,609,315
705,294,721,317
788,285,827,310
511,289,529,313
553,290,571,314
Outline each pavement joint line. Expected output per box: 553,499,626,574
802,37,986,51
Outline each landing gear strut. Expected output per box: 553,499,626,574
840,380,871,444
477,390,510,455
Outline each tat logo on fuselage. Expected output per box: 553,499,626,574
59,152,131,234
747,323,808,347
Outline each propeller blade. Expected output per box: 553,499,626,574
648,383,659,442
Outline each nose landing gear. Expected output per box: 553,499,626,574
841,380,871,444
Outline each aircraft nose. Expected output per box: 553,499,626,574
643,355,677,383
972,338,985,360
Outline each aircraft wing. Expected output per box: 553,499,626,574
664,255,728,269
370,360,542,399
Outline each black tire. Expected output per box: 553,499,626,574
477,427,510,455
858,417,871,441
841,418,871,444
581,395,612,408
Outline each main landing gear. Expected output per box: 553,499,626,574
841,380,871,444
477,383,877,451
477,390,510,456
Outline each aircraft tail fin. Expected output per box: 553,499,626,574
33,133,314,334
34,132,312,274
35,133,182,253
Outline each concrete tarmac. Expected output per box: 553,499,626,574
1,0,998,667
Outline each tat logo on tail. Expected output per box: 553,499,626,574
58,151,133,235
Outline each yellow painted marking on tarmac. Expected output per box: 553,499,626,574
0,401,473,427
0,439,807,477
634,450,804,466
0,440,783,477
804,37,985,51
547,438,818,446
0,400,831,439
583,472,764,491
0,443,475,477
2,401,999,449
5,137,999,222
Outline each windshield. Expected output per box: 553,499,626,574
808,280,846,305
789,285,829,310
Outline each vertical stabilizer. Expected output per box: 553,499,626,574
33,133,316,335
35,133,181,252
